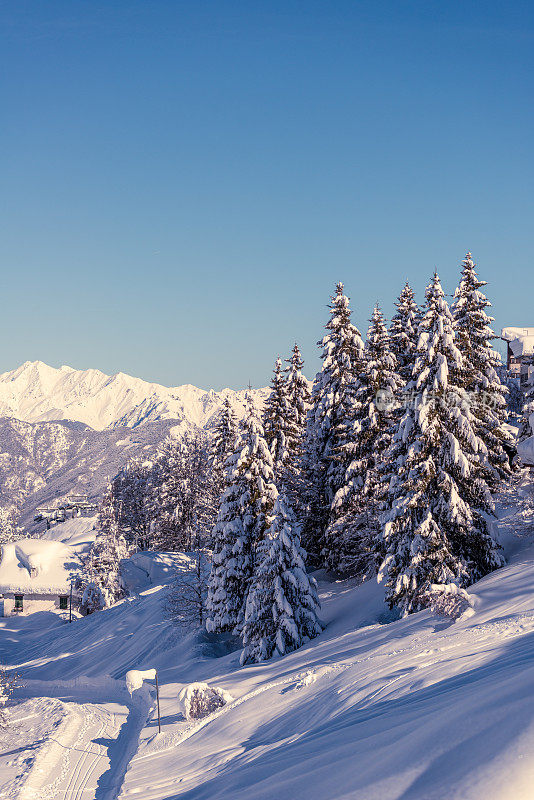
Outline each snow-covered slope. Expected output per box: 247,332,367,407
2,479,534,800
0,416,181,526
0,361,268,431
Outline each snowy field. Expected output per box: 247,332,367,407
2,478,534,799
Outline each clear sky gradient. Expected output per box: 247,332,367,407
1,1,532,389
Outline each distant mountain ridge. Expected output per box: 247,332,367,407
0,361,269,431
0,361,270,527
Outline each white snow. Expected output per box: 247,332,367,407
0,517,96,596
0,540,75,594
126,669,157,695
2,479,534,799
0,360,268,431
501,327,534,357
518,436,534,466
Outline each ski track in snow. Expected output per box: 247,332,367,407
6,682,151,800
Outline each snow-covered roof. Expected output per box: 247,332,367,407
0,538,82,594
501,327,534,341
509,337,534,358
501,327,534,357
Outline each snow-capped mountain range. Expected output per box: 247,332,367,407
0,360,268,431
0,361,269,525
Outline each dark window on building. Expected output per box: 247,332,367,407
59,596,68,610
14,594,23,611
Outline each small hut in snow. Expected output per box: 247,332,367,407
0,538,82,617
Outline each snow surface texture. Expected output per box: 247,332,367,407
518,436,534,466
2,480,534,799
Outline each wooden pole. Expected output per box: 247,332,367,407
69,581,73,623
155,672,161,733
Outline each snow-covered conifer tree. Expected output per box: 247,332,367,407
210,397,238,496
0,508,21,545
80,581,106,614
111,459,152,550
148,434,217,551
378,274,503,615
241,492,322,664
452,252,515,480
206,394,278,634
326,305,403,575
283,344,311,499
389,281,420,382
302,283,364,566
146,437,184,550
263,357,292,480
88,519,130,606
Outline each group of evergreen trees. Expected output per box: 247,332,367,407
87,252,518,655
303,254,514,614
0,508,21,545
207,252,515,638
83,402,240,606
206,349,322,664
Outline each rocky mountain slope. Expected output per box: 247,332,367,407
0,361,269,524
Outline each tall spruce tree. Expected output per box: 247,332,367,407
210,397,238,496
283,344,311,497
326,305,403,575
452,252,515,481
302,282,364,567
206,394,278,634
378,274,503,615
241,492,322,664
389,282,420,382
263,357,292,481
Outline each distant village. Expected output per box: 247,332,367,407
33,493,99,528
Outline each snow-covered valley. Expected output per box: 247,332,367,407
2,478,534,800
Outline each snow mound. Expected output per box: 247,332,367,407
177,682,233,720
126,669,157,696
40,515,97,547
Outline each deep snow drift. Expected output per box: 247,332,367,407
1,479,534,800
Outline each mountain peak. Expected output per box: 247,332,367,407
0,361,268,431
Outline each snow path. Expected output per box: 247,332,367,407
5,680,151,800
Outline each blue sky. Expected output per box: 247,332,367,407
1,1,532,389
